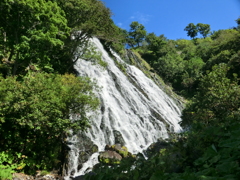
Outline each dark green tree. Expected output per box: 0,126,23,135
155,52,185,82
184,23,198,39
0,0,69,75
0,72,99,173
56,0,115,39
181,57,205,92
236,17,240,29
128,21,147,47
197,23,211,38
0,0,121,75
51,0,121,73
181,63,240,129
146,33,166,52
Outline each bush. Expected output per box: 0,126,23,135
0,72,99,173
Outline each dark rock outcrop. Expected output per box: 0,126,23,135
63,133,98,176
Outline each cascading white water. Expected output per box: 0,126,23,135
65,38,182,179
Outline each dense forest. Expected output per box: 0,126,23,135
0,0,240,179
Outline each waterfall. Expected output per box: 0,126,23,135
64,38,182,179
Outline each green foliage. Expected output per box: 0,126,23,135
0,0,123,176
0,151,18,180
40,170,50,176
181,63,240,128
128,21,147,47
0,0,121,75
181,57,205,91
175,39,196,60
184,23,198,39
0,73,99,132
205,50,231,71
229,50,240,78
146,33,167,53
236,17,240,30
80,41,107,68
87,123,240,180
184,23,211,39
137,20,239,97
104,27,129,55
195,37,213,61
197,23,211,38
141,39,183,88
0,165,13,180
56,0,115,39
53,0,122,73
0,0,69,75
156,53,185,82
0,72,99,173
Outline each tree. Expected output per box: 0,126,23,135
128,21,147,47
0,0,120,75
50,0,121,73
146,33,166,52
155,52,185,82
184,23,211,39
0,0,69,75
184,23,198,39
56,0,115,39
181,63,240,128
197,23,211,38
0,72,99,172
235,17,240,30
181,57,205,91
105,27,129,54
175,39,196,60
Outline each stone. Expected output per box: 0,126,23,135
109,144,129,158
98,150,122,164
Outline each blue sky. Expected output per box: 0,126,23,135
102,0,240,40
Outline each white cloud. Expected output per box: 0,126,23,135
117,23,123,27
129,12,152,25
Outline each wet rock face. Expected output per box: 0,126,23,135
64,133,98,176
77,139,98,169
113,130,125,145
77,143,98,167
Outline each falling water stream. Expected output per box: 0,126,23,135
64,38,182,179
